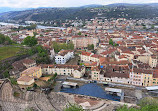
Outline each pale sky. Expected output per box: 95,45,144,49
0,0,158,8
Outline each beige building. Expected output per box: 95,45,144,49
104,72,130,84
41,64,85,78
20,66,42,79
149,56,158,68
72,36,99,49
22,58,36,68
91,67,100,80
120,51,134,62
136,55,150,64
130,68,153,87
80,51,93,62
17,76,34,85
80,51,101,63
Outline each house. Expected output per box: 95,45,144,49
100,48,117,57
55,50,74,64
22,58,36,68
80,51,102,62
20,66,42,79
152,70,158,86
10,58,36,78
91,67,100,80
103,66,130,84
17,76,35,85
120,50,134,62
104,72,130,84
41,64,85,78
130,68,153,86
80,51,93,62
149,56,158,68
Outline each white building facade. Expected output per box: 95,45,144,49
55,50,74,64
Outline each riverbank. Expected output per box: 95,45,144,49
53,76,148,104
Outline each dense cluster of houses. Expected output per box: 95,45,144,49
1,18,158,87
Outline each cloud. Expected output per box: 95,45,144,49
0,0,157,8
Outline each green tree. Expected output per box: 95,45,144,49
67,42,74,50
10,77,17,85
88,44,94,50
52,42,74,53
23,36,37,47
117,97,158,111
64,104,84,111
35,45,51,64
78,32,82,35
24,108,35,111
151,25,155,29
3,70,10,78
33,32,38,36
114,43,118,47
0,33,13,45
109,38,113,45
33,83,38,88
143,26,147,30
25,24,37,30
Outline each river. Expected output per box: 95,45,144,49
0,22,66,30
60,83,120,101
0,22,89,31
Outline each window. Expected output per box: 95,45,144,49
153,82,156,84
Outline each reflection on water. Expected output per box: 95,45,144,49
60,83,120,101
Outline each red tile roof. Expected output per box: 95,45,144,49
81,51,92,56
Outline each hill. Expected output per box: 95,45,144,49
0,3,158,22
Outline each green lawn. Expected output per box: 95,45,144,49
0,46,23,61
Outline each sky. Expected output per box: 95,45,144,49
0,0,158,8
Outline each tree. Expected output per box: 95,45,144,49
23,36,37,47
117,97,158,111
33,32,38,36
35,45,51,64
64,104,84,111
10,77,17,85
109,38,113,45
0,33,13,45
78,32,82,35
33,83,38,88
25,24,37,30
88,44,94,50
52,41,74,53
114,43,118,47
143,26,147,30
151,25,155,29
3,70,10,78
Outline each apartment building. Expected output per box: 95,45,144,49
91,67,100,80
130,68,153,87
55,50,74,64
41,64,85,78
72,36,99,49
80,51,101,63
149,56,158,68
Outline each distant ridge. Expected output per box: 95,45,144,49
0,3,158,21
